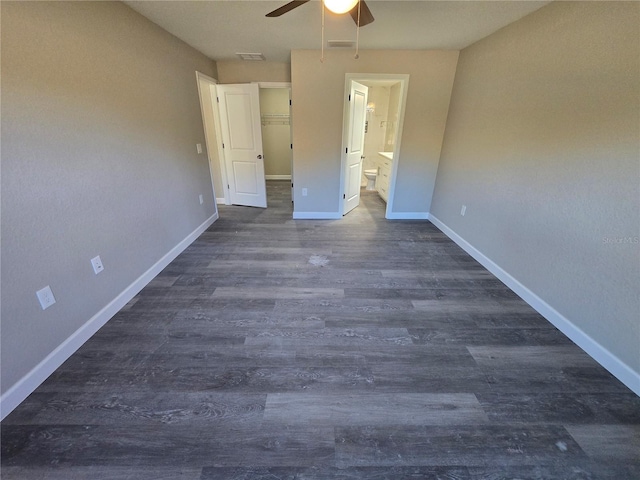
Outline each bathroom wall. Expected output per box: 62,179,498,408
260,88,292,178
361,86,390,185
384,83,402,152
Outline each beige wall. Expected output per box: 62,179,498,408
431,2,640,375
1,2,217,396
290,50,459,215
217,61,291,84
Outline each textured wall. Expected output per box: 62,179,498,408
431,2,640,373
1,1,217,394
217,61,291,84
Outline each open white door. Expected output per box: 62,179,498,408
342,81,368,215
216,83,267,208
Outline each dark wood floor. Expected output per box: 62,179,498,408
2,181,639,479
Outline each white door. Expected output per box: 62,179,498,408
216,83,267,208
342,81,368,215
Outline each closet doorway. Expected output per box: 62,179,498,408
198,78,292,209
259,83,292,202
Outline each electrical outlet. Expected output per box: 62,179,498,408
302,188,308,197
460,205,467,216
36,285,56,310
91,255,104,275
199,194,204,205
196,143,203,154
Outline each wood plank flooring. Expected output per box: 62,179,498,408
2,181,639,479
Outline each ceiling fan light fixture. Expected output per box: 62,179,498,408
323,0,358,15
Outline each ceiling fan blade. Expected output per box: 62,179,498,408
266,0,311,17
349,0,374,26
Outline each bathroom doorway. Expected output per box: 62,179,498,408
339,74,409,219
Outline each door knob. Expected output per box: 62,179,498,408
257,155,263,159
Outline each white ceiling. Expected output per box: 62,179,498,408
124,0,551,63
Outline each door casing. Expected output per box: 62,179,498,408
258,82,293,202
195,71,225,206
339,73,410,219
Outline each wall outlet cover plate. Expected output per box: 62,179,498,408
91,256,104,274
36,286,56,310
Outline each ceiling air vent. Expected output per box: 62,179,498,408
327,41,355,48
236,53,265,61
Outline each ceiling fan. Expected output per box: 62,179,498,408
266,0,375,27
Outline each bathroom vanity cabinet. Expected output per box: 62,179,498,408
376,152,393,202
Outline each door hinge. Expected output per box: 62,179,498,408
343,194,346,199
227,184,230,189
216,97,219,103
348,94,351,101
290,144,293,149
222,143,225,149
345,147,348,154
291,183,294,188
289,99,292,106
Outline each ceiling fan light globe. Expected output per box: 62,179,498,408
324,0,358,15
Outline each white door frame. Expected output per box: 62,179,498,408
339,73,410,219
195,71,229,205
196,70,227,205
258,82,293,181
258,82,293,200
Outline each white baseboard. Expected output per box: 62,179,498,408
265,175,291,180
293,211,342,220
386,212,429,220
0,212,219,420
428,214,640,396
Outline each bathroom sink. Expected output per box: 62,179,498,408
378,151,393,160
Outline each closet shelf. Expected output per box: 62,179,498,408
261,114,290,126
